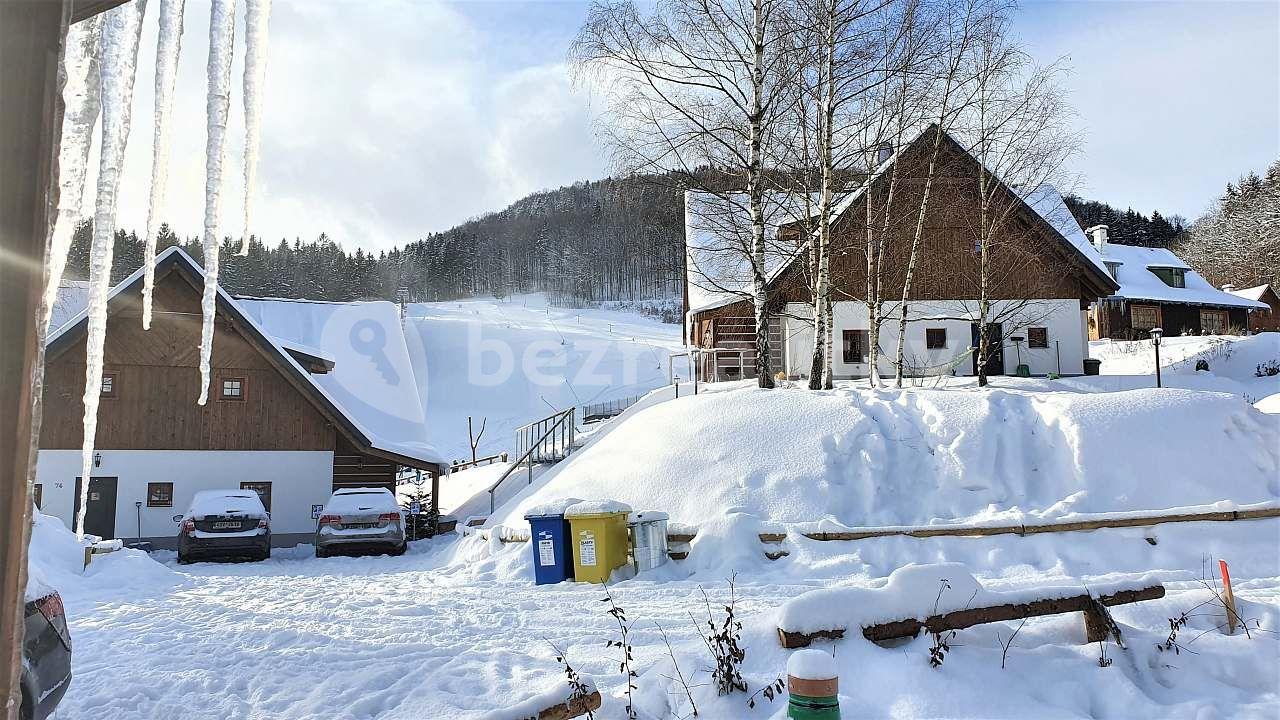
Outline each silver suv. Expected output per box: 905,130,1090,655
314,488,406,558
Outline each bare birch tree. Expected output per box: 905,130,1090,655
891,0,997,387
572,0,795,388
954,20,1078,387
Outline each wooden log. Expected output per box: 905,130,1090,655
1082,602,1109,643
758,532,787,543
800,507,1280,543
778,627,845,649
862,585,1165,643
667,533,697,544
777,585,1165,648
535,690,603,720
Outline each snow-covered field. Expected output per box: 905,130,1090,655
28,331,1280,719
402,294,687,463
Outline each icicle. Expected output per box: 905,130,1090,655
238,0,270,256
197,0,237,405
77,0,149,541
141,0,186,331
41,17,103,335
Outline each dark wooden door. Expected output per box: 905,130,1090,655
971,323,1005,376
72,477,118,539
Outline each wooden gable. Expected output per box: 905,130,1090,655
40,264,338,452
768,130,1115,308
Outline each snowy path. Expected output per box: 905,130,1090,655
55,542,817,719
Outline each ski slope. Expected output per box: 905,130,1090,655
402,294,687,463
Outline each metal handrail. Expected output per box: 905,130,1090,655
486,408,576,514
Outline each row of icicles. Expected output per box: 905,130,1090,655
40,0,271,538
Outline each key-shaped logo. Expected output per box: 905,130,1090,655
350,318,399,384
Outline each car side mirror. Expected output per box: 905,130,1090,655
172,514,183,523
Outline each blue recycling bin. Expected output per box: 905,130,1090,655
525,511,574,585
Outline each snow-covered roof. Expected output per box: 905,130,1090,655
1019,184,1111,279
684,127,1116,321
684,191,810,316
47,247,445,469
238,296,442,467
50,279,91,330
1227,284,1272,303
1098,243,1268,310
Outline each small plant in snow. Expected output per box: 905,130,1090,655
997,619,1028,669
693,577,748,696
654,621,699,717
927,578,958,668
547,641,596,720
602,584,637,719
1097,641,1112,668
1158,612,1192,655
1255,359,1280,377
745,678,786,710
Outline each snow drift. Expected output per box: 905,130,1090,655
491,384,1280,530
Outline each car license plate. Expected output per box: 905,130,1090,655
213,521,240,529
347,523,375,529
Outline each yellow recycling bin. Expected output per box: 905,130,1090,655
565,502,631,584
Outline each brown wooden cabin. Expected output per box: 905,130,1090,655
36,248,444,546
686,126,1118,380
1226,284,1279,334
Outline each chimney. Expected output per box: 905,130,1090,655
1222,284,1236,293
876,142,893,165
1085,224,1109,253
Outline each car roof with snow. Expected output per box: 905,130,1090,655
45,247,446,473
324,487,399,513
1098,243,1268,310
188,490,266,516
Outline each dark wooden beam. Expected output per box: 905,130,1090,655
1,2,66,716
776,584,1165,649
70,0,130,24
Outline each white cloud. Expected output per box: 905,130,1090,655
85,0,607,253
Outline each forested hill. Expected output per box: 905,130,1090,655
60,176,1184,305
63,175,686,305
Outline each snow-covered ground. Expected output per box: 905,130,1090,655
27,329,1280,719
30,505,1280,719
402,294,687,463
1089,333,1280,402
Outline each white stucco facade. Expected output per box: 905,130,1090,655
34,450,334,548
781,298,1090,379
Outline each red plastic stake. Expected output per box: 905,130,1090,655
1219,559,1238,635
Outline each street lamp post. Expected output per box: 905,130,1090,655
1150,327,1164,388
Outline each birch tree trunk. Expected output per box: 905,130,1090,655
751,0,774,388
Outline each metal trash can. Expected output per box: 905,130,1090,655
628,511,669,573
565,501,631,584
525,510,575,585
1083,358,1101,376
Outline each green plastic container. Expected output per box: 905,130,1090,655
788,692,840,719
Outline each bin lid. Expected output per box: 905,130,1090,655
564,499,632,518
524,497,585,520
627,511,670,525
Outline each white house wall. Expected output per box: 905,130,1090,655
35,450,334,548
782,299,1088,379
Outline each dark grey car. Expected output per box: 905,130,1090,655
176,489,271,564
20,589,71,720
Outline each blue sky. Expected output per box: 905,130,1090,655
103,0,1278,251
